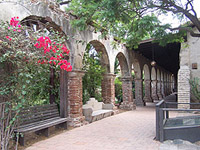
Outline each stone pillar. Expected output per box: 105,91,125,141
67,70,85,127
101,74,116,104
151,80,159,100
178,66,190,109
157,81,163,99
164,81,168,97
135,79,145,106
120,77,136,110
143,79,153,102
161,81,165,98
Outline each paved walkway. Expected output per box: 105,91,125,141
26,103,160,150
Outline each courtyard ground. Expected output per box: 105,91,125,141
25,103,160,150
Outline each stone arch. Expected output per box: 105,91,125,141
143,64,153,102
115,52,135,110
88,40,110,73
82,40,113,105
116,52,130,77
133,61,142,79
143,64,150,80
151,67,158,100
0,1,87,126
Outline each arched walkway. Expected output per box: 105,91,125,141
115,52,135,110
143,64,153,102
0,0,178,127
25,104,160,150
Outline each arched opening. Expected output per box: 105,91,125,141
19,16,69,107
133,62,145,106
161,71,165,97
114,52,134,110
151,67,158,101
143,64,153,102
82,40,112,105
114,52,130,103
157,69,163,100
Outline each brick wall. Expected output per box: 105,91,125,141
101,74,116,104
67,70,86,127
178,66,190,109
120,77,136,110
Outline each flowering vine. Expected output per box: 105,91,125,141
5,17,72,72
34,36,72,71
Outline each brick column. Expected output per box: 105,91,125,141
101,74,116,104
135,79,145,106
143,79,153,102
120,77,136,110
178,66,190,109
151,80,159,100
67,70,85,127
157,81,163,99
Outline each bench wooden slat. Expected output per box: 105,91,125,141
20,103,57,112
20,113,60,125
19,109,59,120
19,109,58,118
14,104,68,146
16,117,62,129
16,118,68,133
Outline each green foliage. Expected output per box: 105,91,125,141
132,72,135,98
0,19,66,107
114,59,120,74
67,0,188,48
114,77,122,104
190,77,200,100
82,44,105,104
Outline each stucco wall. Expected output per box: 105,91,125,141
180,27,200,79
179,27,200,104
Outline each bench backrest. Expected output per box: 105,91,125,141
83,98,103,111
17,103,59,126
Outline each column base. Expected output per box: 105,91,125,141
143,96,153,102
68,115,88,127
158,93,163,100
119,101,136,110
152,94,159,101
135,99,146,106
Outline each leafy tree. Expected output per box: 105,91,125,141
82,44,105,104
62,0,199,48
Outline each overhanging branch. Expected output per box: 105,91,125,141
169,26,200,37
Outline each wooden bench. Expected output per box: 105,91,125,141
82,98,114,123
14,103,68,146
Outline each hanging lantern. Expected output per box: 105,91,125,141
151,60,156,66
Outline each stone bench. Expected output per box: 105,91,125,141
82,98,114,123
